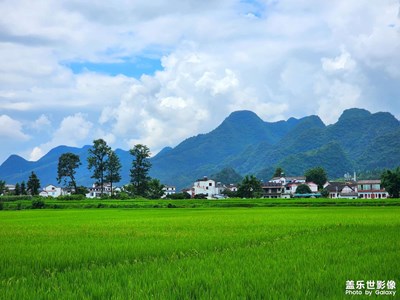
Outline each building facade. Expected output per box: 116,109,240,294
357,180,388,199
192,177,225,199
162,185,176,198
39,184,68,197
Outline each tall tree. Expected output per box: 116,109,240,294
14,183,21,195
57,153,81,193
305,167,327,190
130,144,152,197
237,175,263,198
105,150,122,196
381,167,400,198
0,180,6,195
20,181,27,195
273,167,285,178
27,172,40,195
87,139,111,196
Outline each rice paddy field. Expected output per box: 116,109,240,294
0,206,399,299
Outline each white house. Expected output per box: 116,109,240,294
162,185,176,198
86,183,120,198
357,180,388,199
270,176,306,185
193,177,224,199
325,180,388,199
39,184,68,197
262,182,290,198
264,176,315,198
325,182,358,199
226,184,238,192
3,184,15,195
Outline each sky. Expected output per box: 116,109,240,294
1,0,400,164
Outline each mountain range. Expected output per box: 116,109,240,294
1,108,399,190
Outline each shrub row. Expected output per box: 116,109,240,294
0,195,33,202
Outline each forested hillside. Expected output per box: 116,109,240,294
1,108,399,189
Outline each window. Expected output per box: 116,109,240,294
209,182,212,186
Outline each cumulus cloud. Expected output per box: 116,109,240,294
32,114,51,131
315,79,362,124
0,115,29,140
102,47,290,152
322,49,356,72
29,113,93,161
0,0,399,162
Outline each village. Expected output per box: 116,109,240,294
186,175,388,200
3,173,388,200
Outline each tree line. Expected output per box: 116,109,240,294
0,172,41,196
57,139,164,199
0,139,163,199
1,149,400,199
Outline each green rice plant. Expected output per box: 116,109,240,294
0,207,399,299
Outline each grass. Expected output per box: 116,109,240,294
0,207,399,299
2,197,400,210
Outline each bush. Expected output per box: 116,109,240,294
166,192,191,199
0,195,33,202
16,202,23,210
295,184,312,194
49,204,62,209
32,198,45,209
112,192,131,200
321,188,329,198
0,201,3,210
75,186,89,195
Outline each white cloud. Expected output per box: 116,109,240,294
28,113,93,161
316,80,362,124
195,69,239,96
32,114,51,130
56,113,92,141
322,48,356,72
0,0,399,162
104,47,288,152
29,147,44,161
0,115,29,140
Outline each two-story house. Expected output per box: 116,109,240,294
39,184,69,197
357,180,388,199
193,177,224,199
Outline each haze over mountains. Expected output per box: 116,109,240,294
1,108,399,190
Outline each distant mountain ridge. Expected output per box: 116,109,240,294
1,108,399,190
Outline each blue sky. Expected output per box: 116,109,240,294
66,57,162,78
0,0,400,165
